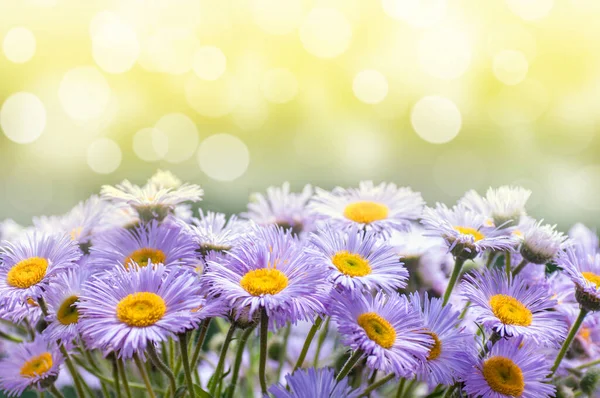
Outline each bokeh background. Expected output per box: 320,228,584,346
1,0,600,229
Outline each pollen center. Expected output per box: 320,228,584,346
489,294,532,326
7,257,49,289
20,352,53,378
343,201,389,224
331,251,372,277
240,268,289,296
125,247,166,269
482,356,525,396
453,226,485,242
357,312,396,349
116,292,166,327
57,295,80,325
426,331,442,360
582,272,600,289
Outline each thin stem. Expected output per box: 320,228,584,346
112,357,123,398
576,358,600,370
208,323,237,395
313,316,330,368
395,379,406,398
117,358,132,398
0,330,23,343
71,356,147,391
179,333,196,398
147,343,177,397
485,252,497,269
58,345,87,398
47,385,65,398
168,339,175,369
402,379,418,398
442,385,456,398
443,257,466,306
191,318,212,370
505,251,512,280
259,308,269,394
513,259,529,276
133,353,157,398
552,308,589,374
336,350,364,382
360,373,394,397
226,326,256,398
276,324,291,381
293,315,324,371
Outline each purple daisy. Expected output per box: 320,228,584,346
559,245,600,311
462,270,567,347
269,367,360,398
77,263,207,358
463,337,555,398
187,210,248,257
306,225,407,296
0,232,81,308
0,337,64,397
331,290,432,377
204,224,329,329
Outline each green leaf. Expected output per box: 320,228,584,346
194,383,213,398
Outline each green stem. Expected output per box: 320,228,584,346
259,308,269,394
505,251,512,279
71,356,147,391
360,373,394,397
179,333,196,398
0,330,23,343
513,259,529,276
134,353,157,398
59,345,87,398
147,343,177,397
402,379,418,398
276,324,291,380
47,385,65,398
336,350,363,382
208,323,237,395
191,318,212,370
443,257,466,306
395,378,406,398
576,358,600,370
227,326,256,398
485,252,497,268
117,358,132,398
552,308,589,374
313,316,330,368
112,357,123,398
442,385,456,398
293,316,323,371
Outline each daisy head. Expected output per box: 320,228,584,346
559,246,600,312
0,232,80,308
462,270,567,347
204,224,329,329
460,186,531,228
409,293,476,387
78,263,207,359
89,220,197,271
463,337,555,398
519,218,568,264
0,337,63,397
421,204,516,260
331,290,432,377
242,182,315,236
308,181,424,234
307,225,407,296
269,367,360,398
187,210,248,258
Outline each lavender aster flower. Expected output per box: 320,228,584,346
204,225,329,329
559,245,600,311
462,270,566,346
306,225,407,296
519,218,568,264
460,186,531,228
78,264,207,358
187,210,248,256
308,181,424,234
331,290,432,377
0,232,80,308
0,337,64,397
409,293,475,387
463,337,555,398
569,223,599,259
269,367,360,398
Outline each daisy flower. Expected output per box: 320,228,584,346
269,367,360,398
0,296,43,325
460,186,531,228
308,181,424,234
242,182,315,236
78,264,207,358
0,232,80,308
204,225,329,329
89,220,197,271
0,337,64,397
306,225,407,296
409,293,475,387
146,169,184,190
462,270,566,347
187,210,248,256
331,290,432,377
463,337,555,398
519,218,568,265
421,204,516,260
559,245,600,311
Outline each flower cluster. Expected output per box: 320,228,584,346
0,172,598,398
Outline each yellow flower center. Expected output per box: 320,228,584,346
20,352,53,378
482,356,525,396
240,268,289,296
116,292,166,327
331,251,372,277
357,312,396,349
124,248,166,269
453,226,485,242
7,257,49,289
426,331,442,360
57,295,80,325
580,327,592,343
582,272,600,289
70,226,83,241
489,294,532,326
343,201,389,224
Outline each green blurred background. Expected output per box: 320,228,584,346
1,0,599,229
